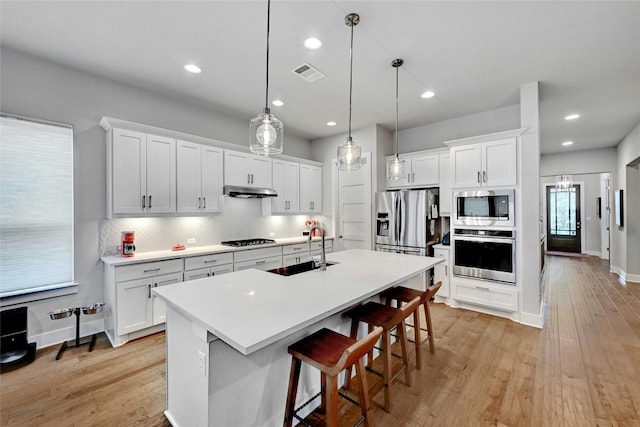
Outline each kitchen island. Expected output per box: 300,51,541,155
153,249,442,426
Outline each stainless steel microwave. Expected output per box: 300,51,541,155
453,189,515,227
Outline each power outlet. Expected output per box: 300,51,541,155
268,232,275,238
198,350,206,376
187,238,196,244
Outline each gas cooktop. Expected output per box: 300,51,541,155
220,238,276,247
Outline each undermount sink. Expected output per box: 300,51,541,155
268,260,336,276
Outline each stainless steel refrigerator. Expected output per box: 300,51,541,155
375,189,439,256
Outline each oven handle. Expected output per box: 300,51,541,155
453,236,515,244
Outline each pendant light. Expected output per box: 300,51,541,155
337,13,362,171
387,58,405,180
250,0,283,156
555,174,573,191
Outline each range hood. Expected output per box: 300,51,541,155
223,185,277,198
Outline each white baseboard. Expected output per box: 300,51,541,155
626,273,640,284
609,265,640,284
520,303,544,329
29,318,105,350
586,250,601,257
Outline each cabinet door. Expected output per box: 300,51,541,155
224,151,250,186
112,129,146,214
482,138,517,187
184,267,211,282
284,161,300,212
433,248,450,297
386,155,411,189
210,264,233,276
146,134,176,213
201,145,223,212
152,272,182,325
450,144,482,188
300,165,322,213
411,154,439,187
438,153,451,215
271,160,287,213
177,140,202,213
249,155,272,188
116,278,153,335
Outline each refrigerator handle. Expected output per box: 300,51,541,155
397,195,402,241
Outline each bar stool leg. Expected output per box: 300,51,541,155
382,330,392,413
320,372,327,414
413,309,422,369
284,357,302,427
424,301,435,354
398,320,412,387
354,357,373,427
325,374,339,427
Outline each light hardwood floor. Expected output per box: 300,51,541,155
1,255,639,426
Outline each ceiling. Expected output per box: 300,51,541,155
1,1,639,154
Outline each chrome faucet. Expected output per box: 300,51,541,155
309,224,327,271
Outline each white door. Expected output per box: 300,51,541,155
224,151,250,186
284,162,300,212
176,140,201,213
112,129,146,214
116,278,153,335
450,144,482,188
335,152,372,251
600,175,611,261
201,145,223,212
411,154,439,187
146,134,176,213
249,155,272,188
482,138,517,186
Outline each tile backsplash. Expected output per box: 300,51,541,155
99,198,322,257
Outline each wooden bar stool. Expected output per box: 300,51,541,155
381,281,442,369
344,296,421,413
284,326,383,427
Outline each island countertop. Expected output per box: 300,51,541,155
153,249,443,355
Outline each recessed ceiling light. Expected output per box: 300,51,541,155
184,64,202,74
562,141,574,146
272,100,284,107
304,37,322,50
564,113,580,120
421,90,435,99
326,121,336,127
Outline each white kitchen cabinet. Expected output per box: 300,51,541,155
386,153,439,189
450,138,516,189
183,252,233,280
272,160,300,213
438,152,451,215
453,278,518,312
151,273,183,325
177,141,223,213
107,128,176,216
224,150,272,188
433,245,450,298
299,164,322,213
281,240,332,266
233,246,282,271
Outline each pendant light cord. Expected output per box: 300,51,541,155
395,65,399,156
348,16,354,140
265,0,271,110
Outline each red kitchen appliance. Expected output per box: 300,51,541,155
121,231,135,257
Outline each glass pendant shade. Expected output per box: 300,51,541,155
555,174,573,191
337,137,362,171
250,108,283,156
387,155,405,180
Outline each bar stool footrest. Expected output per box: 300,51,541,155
292,389,365,427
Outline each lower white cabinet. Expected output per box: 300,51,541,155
433,245,450,298
183,252,233,280
282,240,332,266
453,279,518,312
233,246,282,271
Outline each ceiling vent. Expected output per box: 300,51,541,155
292,63,325,83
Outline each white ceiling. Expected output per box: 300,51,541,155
1,1,639,154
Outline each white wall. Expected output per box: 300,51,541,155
0,47,313,345
397,104,521,152
540,148,617,176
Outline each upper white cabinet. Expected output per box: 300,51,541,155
224,150,272,188
299,164,322,213
450,137,517,189
272,160,300,213
386,153,439,189
107,128,176,217
177,141,223,213
438,152,451,215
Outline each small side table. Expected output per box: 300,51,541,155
48,303,104,360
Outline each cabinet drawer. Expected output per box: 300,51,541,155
184,252,233,271
454,281,517,312
233,246,281,263
282,243,308,255
234,255,282,271
115,259,183,283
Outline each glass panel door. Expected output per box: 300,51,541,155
547,185,581,253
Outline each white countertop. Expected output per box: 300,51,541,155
153,249,442,355
101,236,332,266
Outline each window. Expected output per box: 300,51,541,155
0,114,75,301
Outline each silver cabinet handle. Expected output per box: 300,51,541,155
142,195,146,209
483,171,487,182
477,171,481,183
203,197,206,209
250,174,254,184
247,173,251,184
255,260,266,264
143,268,161,273
412,172,415,182
148,284,152,298
204,259,217,264
293,247,302,251
475,286,490,291
148,195,152,208
407,173,411,182
445,265,448,276
198,197,202,209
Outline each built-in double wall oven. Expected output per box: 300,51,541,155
452,189,516,284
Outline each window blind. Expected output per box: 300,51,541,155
0,114,75,299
